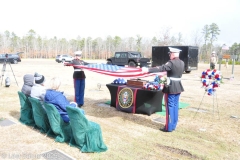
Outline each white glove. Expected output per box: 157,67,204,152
141,67,149,73
70,102,78,108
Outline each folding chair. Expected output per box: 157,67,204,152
44,102,72,143
17,91,35,126
66,106,107,152
28,97,53,135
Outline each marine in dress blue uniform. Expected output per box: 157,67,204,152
69,51,89,108
146,47,184,132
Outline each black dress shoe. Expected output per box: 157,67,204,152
78,104,82,108
159,127,168,132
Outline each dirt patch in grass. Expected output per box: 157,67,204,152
156,144,201,160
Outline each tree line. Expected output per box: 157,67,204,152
0,23,239,61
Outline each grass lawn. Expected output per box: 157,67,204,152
0,59,240,160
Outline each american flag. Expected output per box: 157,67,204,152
67,63,166,78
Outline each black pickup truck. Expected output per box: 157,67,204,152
106,51,151,68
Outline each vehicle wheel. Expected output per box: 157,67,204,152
13,59,18,64
107,61,112,65
128,61,136,67
185,71,191,73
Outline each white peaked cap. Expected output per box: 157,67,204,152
212,51,216,54
168,47,182,53
74,51,82,56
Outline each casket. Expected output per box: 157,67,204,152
127,79,148,88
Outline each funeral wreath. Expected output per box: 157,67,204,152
201,69,222,96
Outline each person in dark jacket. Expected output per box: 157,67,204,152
142,47,184,132
65,51,89,108
44,77,85,123
21,74,35,97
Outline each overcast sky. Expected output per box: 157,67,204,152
0,0,239,46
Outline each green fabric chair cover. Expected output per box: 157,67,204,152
28,97,53,135
17,91,35,126
44,102,72,143
66,106,108,153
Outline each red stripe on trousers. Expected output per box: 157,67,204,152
164,94,169,130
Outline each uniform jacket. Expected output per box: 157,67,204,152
21,74,34,96
70,59,89,79
44,89,79,123
210,56,217,64
148,57,184,94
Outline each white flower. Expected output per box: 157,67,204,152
160,77,166,81
159,76,167,84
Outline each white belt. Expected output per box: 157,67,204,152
74,69,82,71
169,77,181,81
167,77,181,85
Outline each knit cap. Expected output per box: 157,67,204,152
34,72,45,84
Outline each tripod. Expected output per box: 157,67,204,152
1,54,18,86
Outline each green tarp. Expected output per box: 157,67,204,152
105,101,111,105
156,101,190,116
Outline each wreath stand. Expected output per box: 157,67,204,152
193,90,220,119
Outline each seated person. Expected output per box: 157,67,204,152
30,72,46,101
21,74,35,97
44,77,85,123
